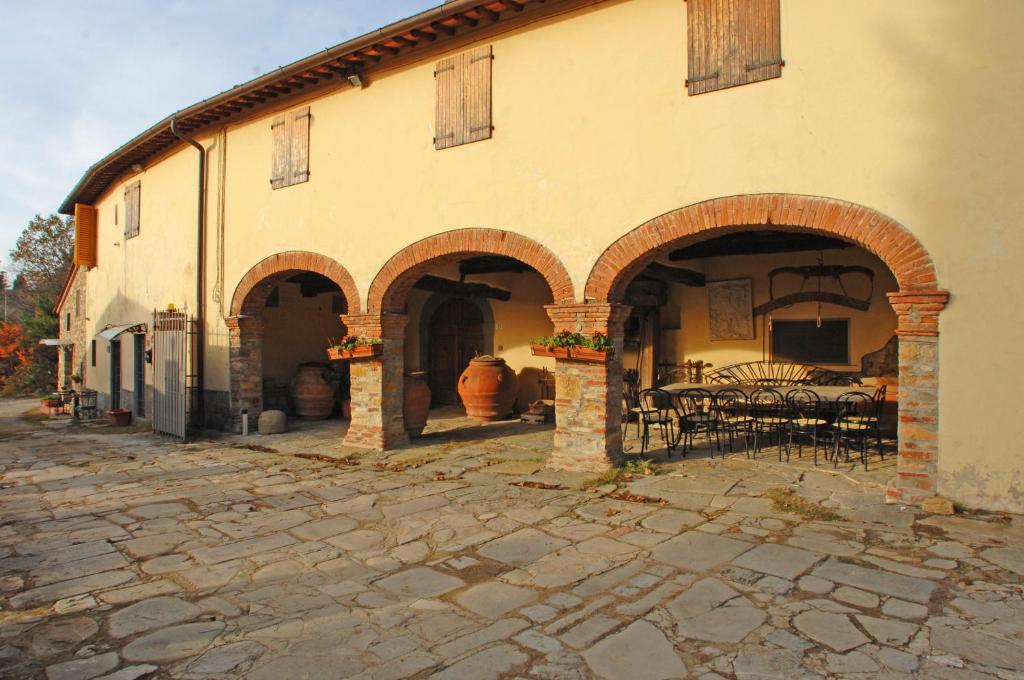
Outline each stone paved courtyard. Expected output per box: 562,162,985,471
1,398,1023,680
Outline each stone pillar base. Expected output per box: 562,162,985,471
341,313,409,451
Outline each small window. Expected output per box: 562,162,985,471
124,181,141,238
75,289,82,316
771,319,849,365
271,107,311,189
66,313,71,330
434,45,493,150
91,339,97,367
686,0,782,95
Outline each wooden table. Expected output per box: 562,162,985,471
661,383,862,402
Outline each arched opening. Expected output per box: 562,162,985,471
346,229,575,452
227,252,360,432
576,195,946,503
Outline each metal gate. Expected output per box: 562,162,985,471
152,310,194,439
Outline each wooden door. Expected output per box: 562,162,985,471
428,299,484,406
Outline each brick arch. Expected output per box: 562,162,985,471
367,229,575,313
585,194,938,303
230,251,361,317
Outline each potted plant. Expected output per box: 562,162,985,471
532,330,614,362
70,373,83,386
108,408,132,426
41,394,60,408
327,336,383,361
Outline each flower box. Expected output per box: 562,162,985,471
327,344,382,361
530,344,613,362
108,409,132,426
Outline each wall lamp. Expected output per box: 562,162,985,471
347,73,364,89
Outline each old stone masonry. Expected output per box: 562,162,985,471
0,399,1023,680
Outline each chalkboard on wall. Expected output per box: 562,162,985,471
771,319,850,365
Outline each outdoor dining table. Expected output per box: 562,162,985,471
660,382,859,403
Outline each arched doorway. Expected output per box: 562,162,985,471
573,194,947,503
343,228,575,450
227,251,361,431
426,298,486,406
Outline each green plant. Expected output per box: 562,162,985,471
534,329,613,351
764,487,842,521
329,335,383,352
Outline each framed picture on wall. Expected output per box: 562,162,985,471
707,278,754,341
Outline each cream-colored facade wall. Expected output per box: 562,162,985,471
78,0,1024,510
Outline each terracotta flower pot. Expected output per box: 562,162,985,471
403,372,431,436
108,409,132,426
571,347,614,362
290,363,334,420
327,344,382,361
457,356,518,421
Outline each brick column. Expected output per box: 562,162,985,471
545,303,632,472
885,290,950,505
341,312,409,451
227,316,264,432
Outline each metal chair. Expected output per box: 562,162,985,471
622,370,642,444
713,388,753,457
636,388,675,455
673,388,719,456
785,388,830,465
833,391,875,470
749,387,790,458
842,383,886,459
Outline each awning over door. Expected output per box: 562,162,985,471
97,323,146,342
38,338,73,347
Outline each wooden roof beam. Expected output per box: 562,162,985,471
410,29,436,42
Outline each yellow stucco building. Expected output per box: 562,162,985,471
56,0,1024,513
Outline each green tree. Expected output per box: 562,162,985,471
2,297,58,395
8,214,74,299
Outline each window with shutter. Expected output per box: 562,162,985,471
270,106,311,189
73,203,98,267
686,0,782,96
434,45,493,150
124,181,141,239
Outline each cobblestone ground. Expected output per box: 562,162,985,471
1,400,1023,680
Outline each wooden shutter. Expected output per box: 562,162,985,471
464,46,493,144
435,45,493,150
289,107,311,185
73,203,97,267
686,0,781,96
434,55,459,150
124,182,141,239
270,115,289,189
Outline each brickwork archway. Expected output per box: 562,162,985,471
586,194,937,303
231,251,361,318
226,251,360,431
567,194,948,504
367,229,575,313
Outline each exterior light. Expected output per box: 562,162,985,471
347,73,363,88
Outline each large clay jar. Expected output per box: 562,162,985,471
403,372,431,436
457,356,518,421
290,363,334,420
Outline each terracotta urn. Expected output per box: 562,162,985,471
403,372,431,436
290,363,334,420
457,356,518,421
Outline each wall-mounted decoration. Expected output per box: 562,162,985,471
707,279,754,341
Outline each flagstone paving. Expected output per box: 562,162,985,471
0,400,1023,679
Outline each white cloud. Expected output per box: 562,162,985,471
0,0,434,268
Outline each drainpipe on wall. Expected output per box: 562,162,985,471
171,117,207,427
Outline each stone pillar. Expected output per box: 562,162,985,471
227,316,264,432
341,312,410,451
545,303,632,472
885,290,950,505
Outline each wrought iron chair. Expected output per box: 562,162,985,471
833,391,875,470
636,388,675,455
785,388,830,465
841,383,887,459
622,369,643,444
749,387,790,458
673,388,719,456
713,388,753,457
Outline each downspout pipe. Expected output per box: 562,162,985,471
170,118,206,428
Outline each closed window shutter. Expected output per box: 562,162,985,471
434,55,459,150
687,0,781,96
289,107,311,185
464,46,493,144
73,203,97,267
271,115,289,189
124,182,140,239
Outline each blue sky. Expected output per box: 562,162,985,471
0,0,436,272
